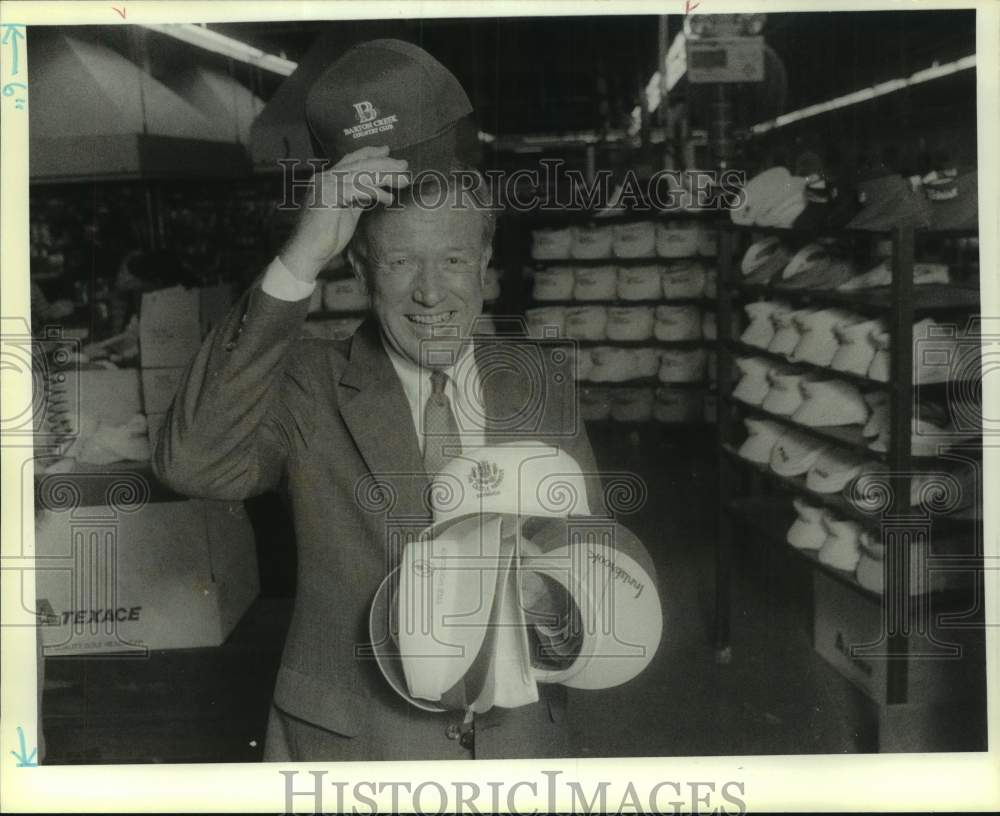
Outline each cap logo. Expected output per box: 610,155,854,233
353,101,379,123
469,460,504,497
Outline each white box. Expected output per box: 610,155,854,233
35,498,259,654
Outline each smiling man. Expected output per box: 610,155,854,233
153,40,606,762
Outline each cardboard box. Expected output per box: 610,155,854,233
48,367,143,437
35,498,259,654
141,367,185,414
140,286,202,368
812,572,983,705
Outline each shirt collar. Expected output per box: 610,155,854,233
381,332,480,406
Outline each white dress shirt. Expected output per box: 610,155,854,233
262,255,487,454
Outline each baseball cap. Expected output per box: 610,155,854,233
306,39,477,174
926,169,978,230
792,379,868,427
846,173,933,231
786,498,829,551
740,300,787,348
737,418,785,463
768,308,813,357
762,369,816,416
661,261,707,299
741,237,791,285
618,266,663,300
607,307,655,342
653,305,701,342
830,318,887,376
817,516,862,571
769,429,828,476
790,308,861,367
805,448,869,493
574,266,618,301
733,356,775,406
613,221,656,258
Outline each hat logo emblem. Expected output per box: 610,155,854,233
469,461,504,496
353,101,378,123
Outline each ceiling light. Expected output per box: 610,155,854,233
142,24,298,76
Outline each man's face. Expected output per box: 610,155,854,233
356,194,491,368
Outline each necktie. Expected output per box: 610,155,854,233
423,369,462,476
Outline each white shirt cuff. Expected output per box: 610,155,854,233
261,256,317,302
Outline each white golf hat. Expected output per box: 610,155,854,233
792,378,869,427
618,265,663,301
697,224,718,258
580,386,612,420
786,498,829,551
655,220,700,258
654,388,703,423
661,261,707,299
733,356,774,406
768,308,814,357
587,346,635,382
761,369,816,416
740,237,791,285
532,267,576,301
653,305,702,342
565,306,608,340
740,300,786,348
657,348,707,383
806,448,869,493
769,429,828,476
607,306,655,341
836,259,950,291
574,265,618,301
610,387,654,422
790,308,861,367
817,515,862,572
612,220,656,258
737,417,785,463
830,318,887,376
525,306,567,339
531,227,573,260
323,277,369,312
571,224,614,259
630,347,661,379
862,392,889,438
730,166,793,226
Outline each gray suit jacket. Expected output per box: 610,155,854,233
153,280,610,759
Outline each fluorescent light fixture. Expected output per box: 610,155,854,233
751,53,975,134
142,23,298,76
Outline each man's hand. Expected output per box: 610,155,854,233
279,145,410,283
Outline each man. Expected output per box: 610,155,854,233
153,43,606,760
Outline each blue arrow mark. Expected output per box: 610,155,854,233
10,726,38,767
2,24,26,76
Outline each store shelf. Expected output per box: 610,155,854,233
528,255,714,267
723,223,979,240
580,377,712,389
723,340,889,390
528,297,712,307
731,282,980,315
721,394,885,460
720,443,977,533
572,338,709,349
514,208,725,227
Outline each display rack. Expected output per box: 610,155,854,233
714,221,983,707
510,208,724,427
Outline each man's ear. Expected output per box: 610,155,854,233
347,247,369,295
479,246,493,285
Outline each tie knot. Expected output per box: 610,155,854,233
430,369,449,396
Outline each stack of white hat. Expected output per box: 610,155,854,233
867,318,978,385
612,221,656,258
618,266,663,300
768,307,814,357
790,309,864,366
574,266,618,300
525,306,567,338
656,221,700,258
531,227,573,260
733,356,780,406
532,267,576,301
785,501,862,571
658,348,707,383
565,306,608,340
610,387,655,421
653,305,702,342
571,225,614,259
661,260,707,299
730,167,808,228
654,388,704,423
607,307,655,341
631,348,662,379
740,237,792,285
836,259,950,291
587,346,638,382
830,317,888,376
740,300,791,349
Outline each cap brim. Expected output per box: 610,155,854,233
397,115,482,176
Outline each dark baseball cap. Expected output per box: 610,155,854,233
306,39,479,175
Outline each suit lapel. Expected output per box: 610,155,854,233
339,319,430,521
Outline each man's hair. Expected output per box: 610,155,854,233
348,163,498,274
